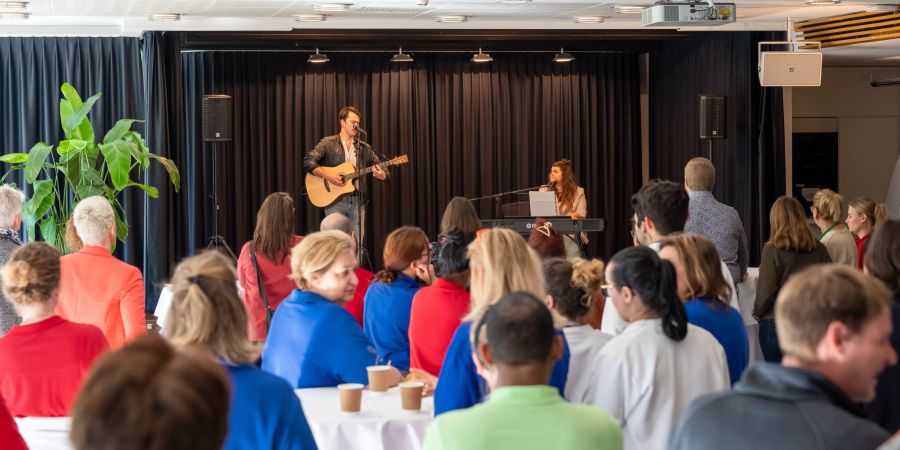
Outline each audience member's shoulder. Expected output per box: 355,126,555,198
63,320,109,343
231,364,297,397
564,401,621,430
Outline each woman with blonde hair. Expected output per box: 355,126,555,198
166,251,317,449
659,233,748,384
237,192,303,341
542,257,611,402
810,189,856,266
262,231,401,388
434,228,571,415
847,197,892,269
0,242,108,417
754,196,831,362
363,226,433,371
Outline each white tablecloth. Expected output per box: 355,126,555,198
296,387,433,450
14,417,72,450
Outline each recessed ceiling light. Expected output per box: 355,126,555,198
0,11,28,19
553,47,575,63
148,13,182,21
294,14,327,22
614,5,646,14
313,3,352,12
437,15,468,23
471,47,493,63
308,48,330,63
500,0,532,3
805,0,841,4
574,16,606,23
391,47,414,63
0,2,28,9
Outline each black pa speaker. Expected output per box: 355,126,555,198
699,95,726,139
202,94,233,142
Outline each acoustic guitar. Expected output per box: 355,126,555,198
305,154,409,208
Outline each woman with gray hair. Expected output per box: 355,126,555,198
0,185,24,336
56,196,145,348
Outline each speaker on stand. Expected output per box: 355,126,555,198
202,94,237,260
699,95,726,163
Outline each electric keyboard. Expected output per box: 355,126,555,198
481,218,605,234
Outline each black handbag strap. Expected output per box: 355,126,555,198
249,242,272,317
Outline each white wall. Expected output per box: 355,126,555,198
792,67,900,203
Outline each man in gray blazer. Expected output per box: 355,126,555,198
0,185,24,336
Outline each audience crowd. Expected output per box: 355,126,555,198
0,156,897,450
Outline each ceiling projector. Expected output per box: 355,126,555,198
642,1,736,26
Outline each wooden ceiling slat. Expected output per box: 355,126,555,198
795,11,886,29
820,30,900,47
799,18,900,38
795,12,896,33
801,25,900,43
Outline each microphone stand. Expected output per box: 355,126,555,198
351,130,372,270
469,185,548,219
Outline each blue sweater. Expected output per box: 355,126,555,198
684,298,749,385
262,289,378,388
362,273,421,371
224,364,318,450
434,321,571,416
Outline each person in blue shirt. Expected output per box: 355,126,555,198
262,230,402,388
659,233,749,385
363,226,434,371
164,250,318,450
435,228,570,415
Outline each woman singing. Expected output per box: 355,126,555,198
541,159,587,257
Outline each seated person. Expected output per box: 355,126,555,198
262,231,401,388
424,292,622,450
527,220,566,260
165,251,317,450
0,242,108,417
319,213,373,327
0,397,27,450
56,196,145,348
670,264,894,449
542,257,612,403
588,246,729,450
659,233,749,385
71,335,230,450
409,229,474,377
363,226,433,371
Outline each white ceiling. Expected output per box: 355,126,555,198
0,1,897,65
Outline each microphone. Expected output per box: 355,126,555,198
354,124,368,136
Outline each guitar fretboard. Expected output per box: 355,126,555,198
344,160,397,181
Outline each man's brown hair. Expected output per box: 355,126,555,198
775,264,891,362
339,106,362,122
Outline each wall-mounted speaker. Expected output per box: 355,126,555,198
758,51,822,87
202,94,233,142
699,95,726,139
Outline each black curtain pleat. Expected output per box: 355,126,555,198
176,50,642,272
649,31,786,265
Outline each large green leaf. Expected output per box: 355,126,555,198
39,218,58,248
59,99,76,139
113,202,128,243
127,181,159,199
150,153,181,192
63,92,101,135
60,148,83,185
75,169,108,199
22,179,53,241
57,139,87,156
103,119,143,145
0,153,27,164
125,131,150,169
24,142,53,183
61,82,84,109
98,140,134,191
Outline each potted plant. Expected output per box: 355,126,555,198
0,82,180,252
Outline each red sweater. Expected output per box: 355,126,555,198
343,268,374,327
237,236,303,341
408,278,471,376
0,397,26,450
0,316,108,417
856,234,871,270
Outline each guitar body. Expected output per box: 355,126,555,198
305,162,358,208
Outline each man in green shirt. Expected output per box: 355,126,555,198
423,292,623,450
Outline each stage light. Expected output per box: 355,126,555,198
553,47,575,63
308,48,330,63
391,47,414,63
471,47,493,63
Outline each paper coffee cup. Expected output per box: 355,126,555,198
367,365,392,392
338,383,363,413
399,381,424,411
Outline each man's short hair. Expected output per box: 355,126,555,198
478,291,554,365
776,264,892,362
0,185,25,229
339,106,362,122
684,157,716,192
631,179,689,235
320,213,353,236
73,196,115,246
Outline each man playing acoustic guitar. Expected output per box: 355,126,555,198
304,106,389,249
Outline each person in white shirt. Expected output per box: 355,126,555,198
541,257,612,403
586,246,730,450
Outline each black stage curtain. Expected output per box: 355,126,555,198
0,37,154,302
174,50,642,272
649,31,785,265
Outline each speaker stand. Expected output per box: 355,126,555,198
205,141,237,261
707,139,713,164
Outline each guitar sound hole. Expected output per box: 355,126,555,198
323,179,331,192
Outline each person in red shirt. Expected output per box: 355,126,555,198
409,229,474,376
0,397,27,450
0,242,108,417
237,192,304,341
320,213,373,327
846,197,891,270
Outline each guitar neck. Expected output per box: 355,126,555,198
345,160,395,181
